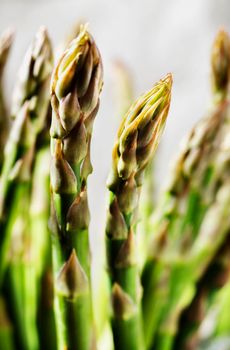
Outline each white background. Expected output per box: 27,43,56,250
1,0,230,270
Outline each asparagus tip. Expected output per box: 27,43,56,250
0,27,15,48
211,28,230,101
162,72,173,88
113,73,172,183
0,27,14,77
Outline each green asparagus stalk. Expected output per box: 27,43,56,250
4,182,32,349
171,30,230,349
141,29,230,350
105,74,172,350
0,27,53,350
0,28,14,168
6,123,54,350
49,24,103,350
0,26,53,281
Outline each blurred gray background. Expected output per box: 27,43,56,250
1,0,230,269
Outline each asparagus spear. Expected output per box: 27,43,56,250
49,24,103,350
141,29,230,350
105,74,172,350
0,29,14,168
171,30,230,350
0,27,53,350
0,26,53,282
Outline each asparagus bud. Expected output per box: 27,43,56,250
211,29,230,103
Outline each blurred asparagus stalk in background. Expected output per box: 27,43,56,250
0,27,53,350
105,74,172,349
141,29,230,350
0,29,14,169
175,234,230,349
172,29,230,350
49,24,103,350
213,280,230,339
0,29,14,350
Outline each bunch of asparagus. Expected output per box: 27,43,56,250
1,20,230,350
